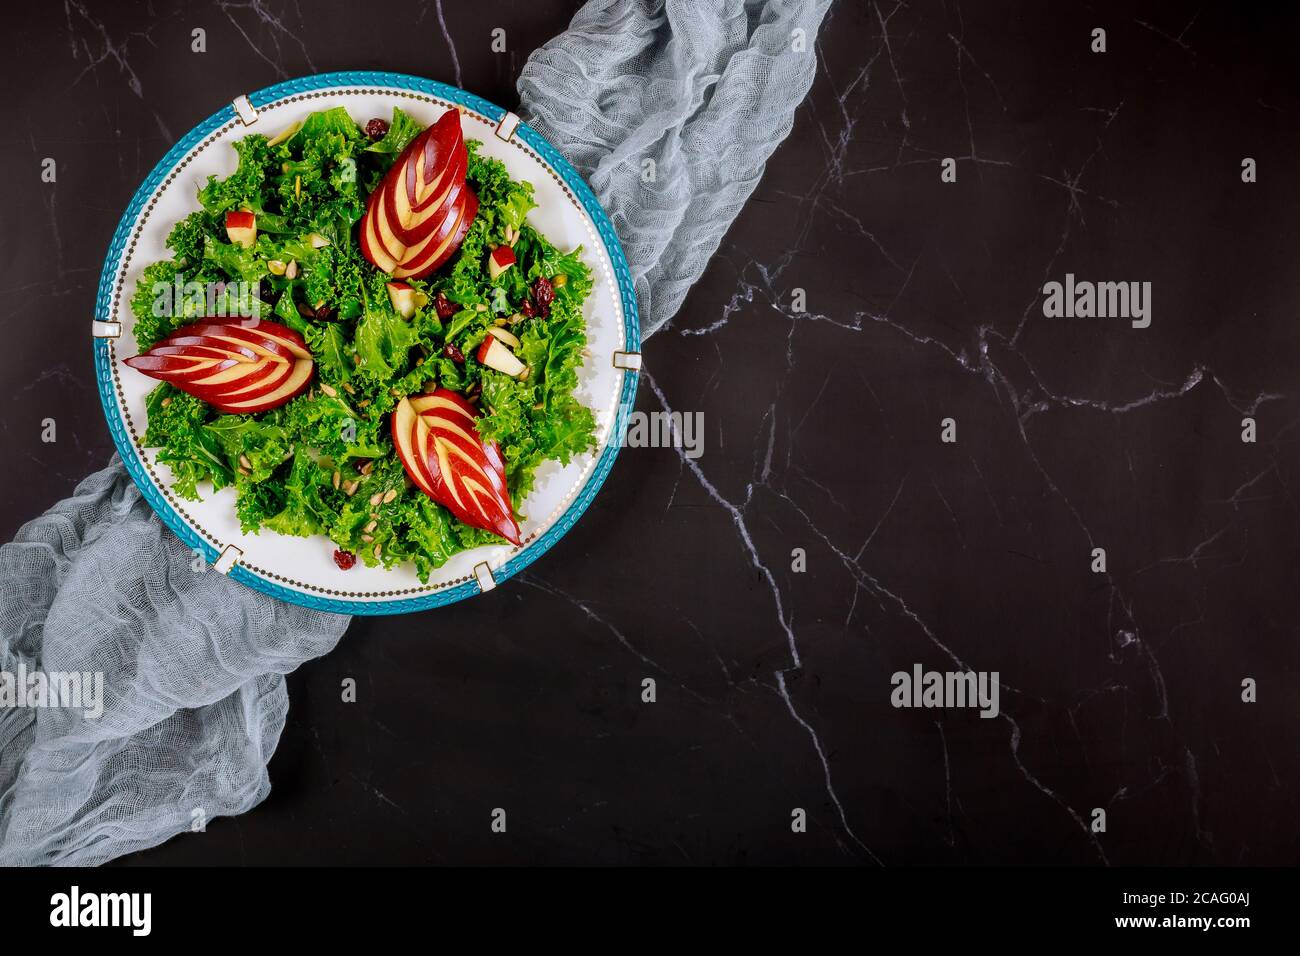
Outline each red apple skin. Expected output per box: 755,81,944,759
150,343,257,364
383,166,467,248
214,359,313,413
391,399,438,497
391,190,479,280
367,177,408,264
359,186,400,272
387,188,468,274
404,111,465,206
124,354,235,383
403,389,522,545
359,109,471,274
371,171,467,268
157,332,288,360
383,145,467,246
491,245,516,268
410,142,467,214
176,321,309,360
182,358,289,403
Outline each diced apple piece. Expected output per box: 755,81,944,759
225,210,256,249
488,245,516,280
476,335,526,378
386,282,418,319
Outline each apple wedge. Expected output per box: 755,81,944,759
392,391,521,545
487,245,516,280
175,321,310,360
390,191,479,279
124,354,232,383
476,334,526,378
386,282,418,319
225,210,256,249
217,359,313,414
392,397,438,497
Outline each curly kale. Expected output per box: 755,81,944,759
131,106,597,580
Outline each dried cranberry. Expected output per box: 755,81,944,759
519,298,536,318
332,549,357,570
364,118,390,141
434,291,457,319
532,276,554,316
442,343,465,364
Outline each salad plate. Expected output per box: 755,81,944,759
93,72,639,615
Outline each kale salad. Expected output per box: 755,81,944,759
127,106,596,581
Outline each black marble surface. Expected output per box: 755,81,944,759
2,0,1298,865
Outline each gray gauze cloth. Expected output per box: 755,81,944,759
520,0,830,336
0,0,830,866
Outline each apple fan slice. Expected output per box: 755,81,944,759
124,319,314,414
358,109,478,280
391,390,522,545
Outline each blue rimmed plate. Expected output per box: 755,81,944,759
94,72,639,615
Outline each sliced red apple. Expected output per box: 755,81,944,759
150,343,257,364
383,190,467,275
359,186,400,273
390,190,479,279
183,357,286,402
476,334,526,378
216,359,313,414
368,170,473,276
384,145,467,246
124,354,231,383
392,390,521,545
125,319,313,414
359,109,476,278
175,321,310,360
225,210,256,249
386,282,418,319
204,360,295,406
392,397,437,497
488,245,516,280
